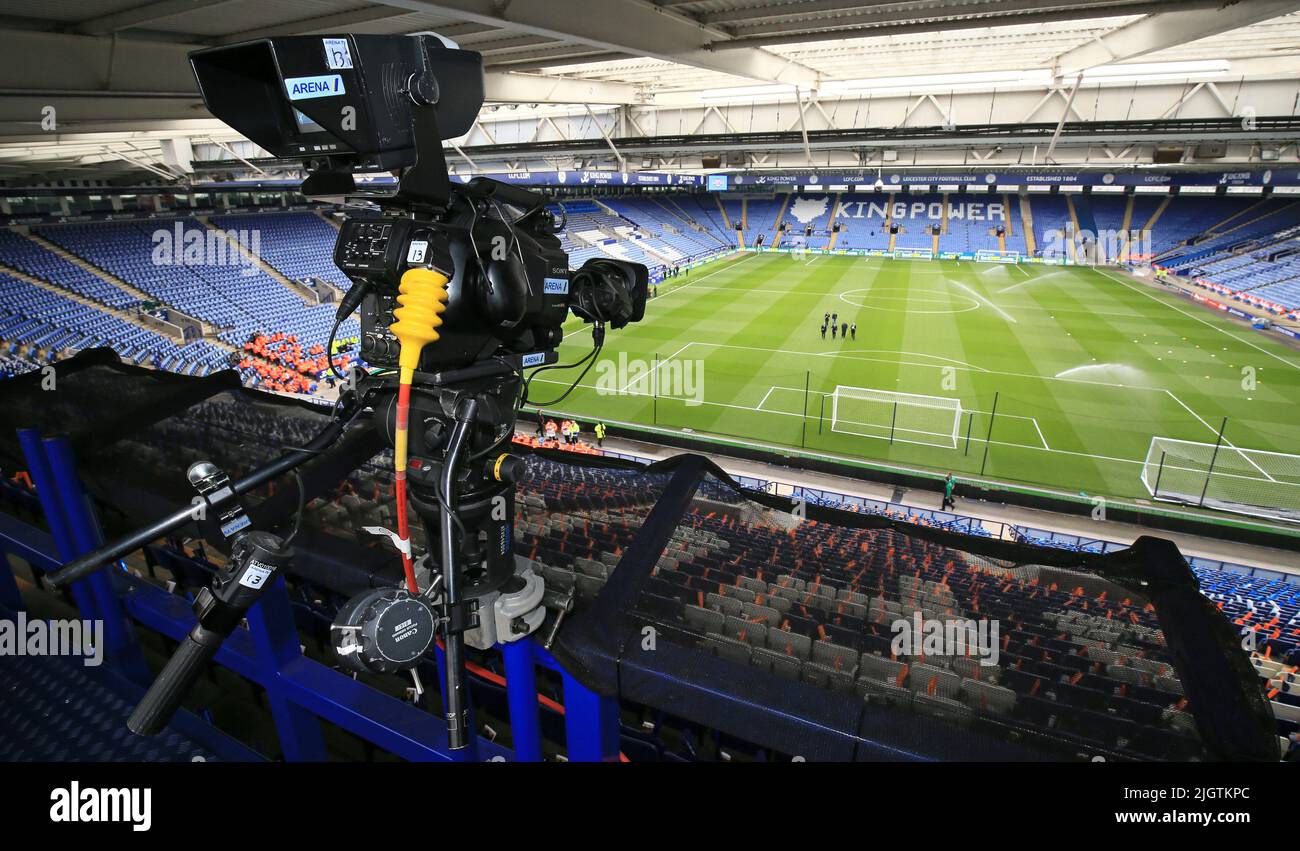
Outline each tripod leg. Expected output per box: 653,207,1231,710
438,396,479,750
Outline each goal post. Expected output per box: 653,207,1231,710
1141,436,1300,522
830,385,963,448
976,249,1020,263
893,247,934,261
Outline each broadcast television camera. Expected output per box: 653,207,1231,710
191,34,647,374
48,33,648,751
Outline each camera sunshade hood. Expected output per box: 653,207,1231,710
191,34,484,174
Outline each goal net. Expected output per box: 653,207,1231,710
1141,436,1300,523
893,247,934,261
976,249,1020,263
830,386,962,448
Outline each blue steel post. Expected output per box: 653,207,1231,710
501,638,542,762
43,436,152,685
561,669,620,762
1,437,504,762
244,575,328,761
16,429,100,621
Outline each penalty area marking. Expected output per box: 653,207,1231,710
1164,390,1279,483
526,372,1140,467
615,341,694,394
756,384,1050,450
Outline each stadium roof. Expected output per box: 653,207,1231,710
3,0,1300,182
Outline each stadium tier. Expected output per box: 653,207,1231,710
34,218,355,349
6,191,1300,384
0,229,139,310
212,211,352,291
512,453,1298,759
1154,199,1300,313
0,269,227,375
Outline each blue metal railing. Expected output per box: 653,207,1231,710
0,429,621,762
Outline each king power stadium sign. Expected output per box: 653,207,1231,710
790,196,1009,224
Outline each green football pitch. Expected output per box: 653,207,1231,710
528,251,1300,509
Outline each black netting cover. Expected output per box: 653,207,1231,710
544,458,1278,761
0,349,1280,761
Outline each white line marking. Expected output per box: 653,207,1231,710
1031,417,1049,450
756,385,776,410
692,341,1154,390
661,282,1149,320
762,385,1041,428
529,372,1145,466
658,251,760,299
1097,268,1300,373
1164,390,1278,483
617,341,693,394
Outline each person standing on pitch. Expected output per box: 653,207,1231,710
832,312,838,327
850,323,857,341
942,473,956,511
840,321,847,339
831,323,837,339
820,323,827,340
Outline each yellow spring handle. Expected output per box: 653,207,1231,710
389,267,450,378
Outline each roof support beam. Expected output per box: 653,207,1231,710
483,72,639,105
708,0,1163,35
214,6,418,44
76,0,243,36
585,104,625,169
206,137,266,176
100,145,174,180
448,142,479,171
707,2,1214,50
362,0,821,85
1045,73,1084,162
794,87,813,164
0,28,639,119
1052,0,1300,73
